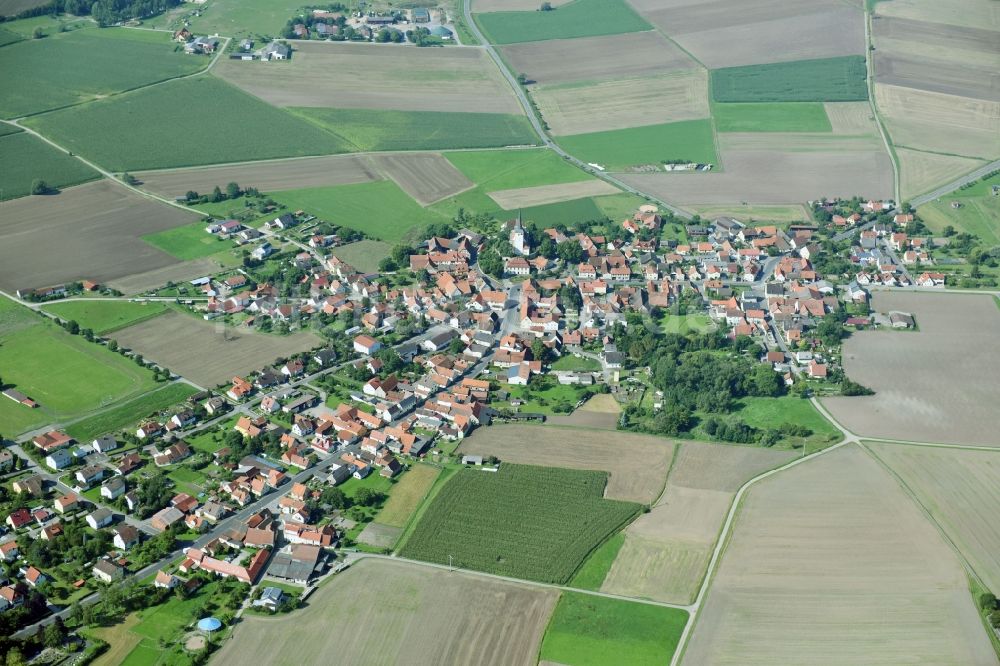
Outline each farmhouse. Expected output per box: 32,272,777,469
93,559,125,583
32,430,72,453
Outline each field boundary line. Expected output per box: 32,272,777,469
863,6,900,204
861,437,1000,453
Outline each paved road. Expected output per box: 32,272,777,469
909,159,1000,207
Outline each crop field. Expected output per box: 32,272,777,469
683,445,996,664
330,240,392,274
291,108,537,152
501,31,696,86
533,71,709,136
0,297,158,436
874,52,999,102
111,311,321,388
823,292,1000,447
0,132,99,199
0,0,49,16
602,441,795,604
918,178,999,244
514,196,618,227
133,155,381,200
711,56,868,103
399,463,641,583
0,27,203,118
687,204,812,224
476,0,651,45
823,101,878,134
374,463,441,529
370,153,474,206
270,180,447,243
870,442,1000,595
65,383,198,442
559,119,717,171
143,221,235,261
488,179,618,209
897,148,986,200
105,257,230,296
0,26,20,44
216,42,523,115
457,425,673,504
630,0,865,69
474,0,571,10
0,180,201,293
42,300,170,335
445,148,591,190
0,121,20,136
539,592,687,666
24,77,346,171
214,558,558,666
712,102,832,133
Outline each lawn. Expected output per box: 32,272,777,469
0,131,99,199
0,121,21,137
711,56,868,103
0,27,204,118
918,172,1000,245
0,297,158,436
65,383,198,441
557,120,717,170
270,180,448,243
733,395,841,451
373,463,441,528
143,220,234,260
569,532,624,590
42,300,170,334
330,240,392,274
444,148,591,191
593,192,650,221
496,381,591,414
184,0,305,36
539,591,687,666
551,355,601,372
712,102,833,133
24,77,346,171
290,108,537,152
476,0,651,45
658,312,715,335
518,197,606,227
399,463,641,584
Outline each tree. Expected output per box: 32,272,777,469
209,185,224,203
43,617,66,648
30,179,49,195
66,320,80,335
225,182,241,199
531,338,550,364
32,27,44,39
355,487,385,507
540,1,553,9
516,73,528,85
556,241,583,264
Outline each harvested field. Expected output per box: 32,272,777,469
896,148,986,200
134,155,380,200
534,71,709,135
371,153,473,206
105,257,225,296
544,412,618,430
874,0,1000,32
501,32,696,86
111,311,321,388
718,132,883,152
213,558,558,666
329,240,392,274
356,522,402,549
0,180,200,293
579,393,621,413
488,180,618,209
458,425,672,504
682,445,997,665
875,83,1000,159
602,441,795,604
687,204,811,223
869,443,1000,594
823,292,1000,447
215,42,523,115
823,101,878,134
872,16,1000,70
874,53,1000,102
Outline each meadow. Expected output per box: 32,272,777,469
143,221,234,261
557,119,717,170
568,533,624,589
271,180,447,243
918,172,1000,244
0,297,158,435
0,121,21,136
0,27,203,118
43,300,170,334
25,77,345,171
65,382,198,442
399,463,641,584
712,56,869,103
539,592,687,666
330,240,392,274
476,0,651,45
445,148,592,190
373,463,440,529
183,0,302,36
712,102,833,133
0,26,21,46
290,108,537,152
0,131,99,199
731,395,842,451
518,197,605,227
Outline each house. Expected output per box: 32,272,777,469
136,421,163,439
86,508,114,530
153,441,191,467
92,436,118,454
169,410,197,430
808,361,828,378
228,376,254,401
151,507,184,532
264,41,290,60
53,493,79,514
204,397,228,415
253,586,285,611
421,330,456,353
22,566,47,588
197,501,227,523
124,491,139,513
0,585,24,610
76,465,105,487
93,559,125,583
505,257,531,276
113,452,143,476
45,449,73,470
40,523,62,541
32,430,72,452
313,349,337,367
154,570,180,589
353,334,382,355
6,509,31,530
888,311,915,329
0,541,19,561
251,242,274,261
12,475,43,498
113,524,140,550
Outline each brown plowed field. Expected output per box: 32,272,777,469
823,292,1000,447
488,180,618,208
682,445,997,665
874,53,1000,102
111,311,321,387
213,558,558,666
134,155,380,199
106,257,227,296
371,153,473,206
215,42,523,114
0,180,199,292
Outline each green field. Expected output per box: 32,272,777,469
658,312,715,335
330,240,392,274
183,0,304,36
399,463,641,584
0,121,21,136
712,102,833,132
0,28,204,118
65,382,198,442
271,180,447,243
918,172,1000,244
519,196,606,227
143,221,234,260
733,395,841,450
25,77,346,171
0,131,99,199
539,592,687,666
593,192,650,221
569,532,624,589
0,27,22,46
551,354,602,372
476,0,651,45
43,300,170,334
711,56,868,103
0,298,158,436
557,119,717,170
290,108,538,152
445,148,591,190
